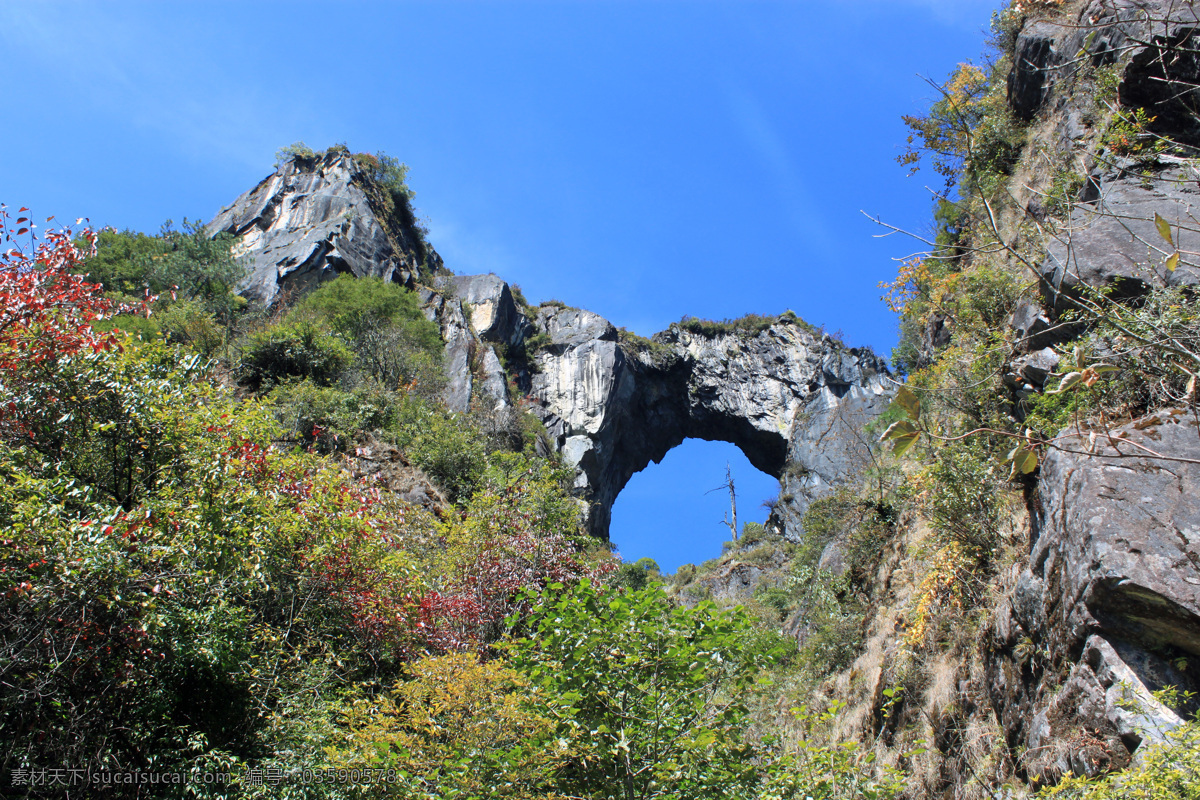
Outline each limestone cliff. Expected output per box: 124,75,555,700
985,0,1200,780
204,8,1200,786
209,152,893,543
209,148,446,306
834,1,1200,794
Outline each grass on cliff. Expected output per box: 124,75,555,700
677,309,824,339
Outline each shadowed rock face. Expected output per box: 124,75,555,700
208,150,444,306
209,156,894,542
988,410,1200,782
1042,160,1200,307
1005,1,1200,309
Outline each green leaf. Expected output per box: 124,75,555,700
1156,212,1174,247
890,431,920,458
1089,363,1120,375
879,420,916,442
881,420,921,456
1167,251,1180,272
1012,447,1038,476
892,386,921,421
1075,30,1098,59
1048,371,1083,394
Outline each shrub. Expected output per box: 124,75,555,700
614,556,661,590
351,149,430,250
238,318,353,391
923,440,1006,560
275,140,317,166
268,380,403,451
898,61,1026,195
330,652,561,798
157,298,225,356
617,327,676,364
678,312,799,338
507,579,785,799
390,396,489,501
297,274,445,391
673,562,698,586
298,274,438,349
1037,716,1200,798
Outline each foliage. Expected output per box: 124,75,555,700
75,228,165,296
0,326,379,778
507,578,784,799
275,141,318,166
330,652,563,799
905,541,974,648
296,275,444,391
898,62,1025,194
429,452,605,644
678,311,805,338
0,225,612,792
614,556,662,590
353,152,415,203
920,440,1007,559
762,702,906,800
298,275,439,350
617,327,676,364
157,298,225,356
238,317,353,391
352,150,430,250
1102,108,1165,160
149,219,247,320
269,380,404,451
389,396,490,501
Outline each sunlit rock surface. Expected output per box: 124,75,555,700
209,150,443,306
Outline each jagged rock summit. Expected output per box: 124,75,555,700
209,148,446,306
209,151,894,541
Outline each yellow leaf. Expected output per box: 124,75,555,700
1155,213,1174,247
892,386,921,421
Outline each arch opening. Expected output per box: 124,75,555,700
608,438,779,575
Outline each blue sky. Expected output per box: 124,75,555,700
1,0,1000,572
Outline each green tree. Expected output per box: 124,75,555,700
150,219,246,320
507,579,784,800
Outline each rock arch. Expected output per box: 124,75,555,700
211,153,894,542
517,302,893,540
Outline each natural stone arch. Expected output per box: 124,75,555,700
209,152,894,543
520,304,893,541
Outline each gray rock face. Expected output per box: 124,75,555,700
988,409,1200,781
1042,160,1200,306
209,150,443,306
681,550,789,605
447,274,530,347
1008,1,1200,124
1001,3,1200,341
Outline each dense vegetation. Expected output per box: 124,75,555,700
8,0,1200,794
867,0,1200,796
0,180,897,797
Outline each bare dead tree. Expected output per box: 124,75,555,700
707,463,739,541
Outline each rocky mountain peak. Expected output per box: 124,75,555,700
208,147,446,307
